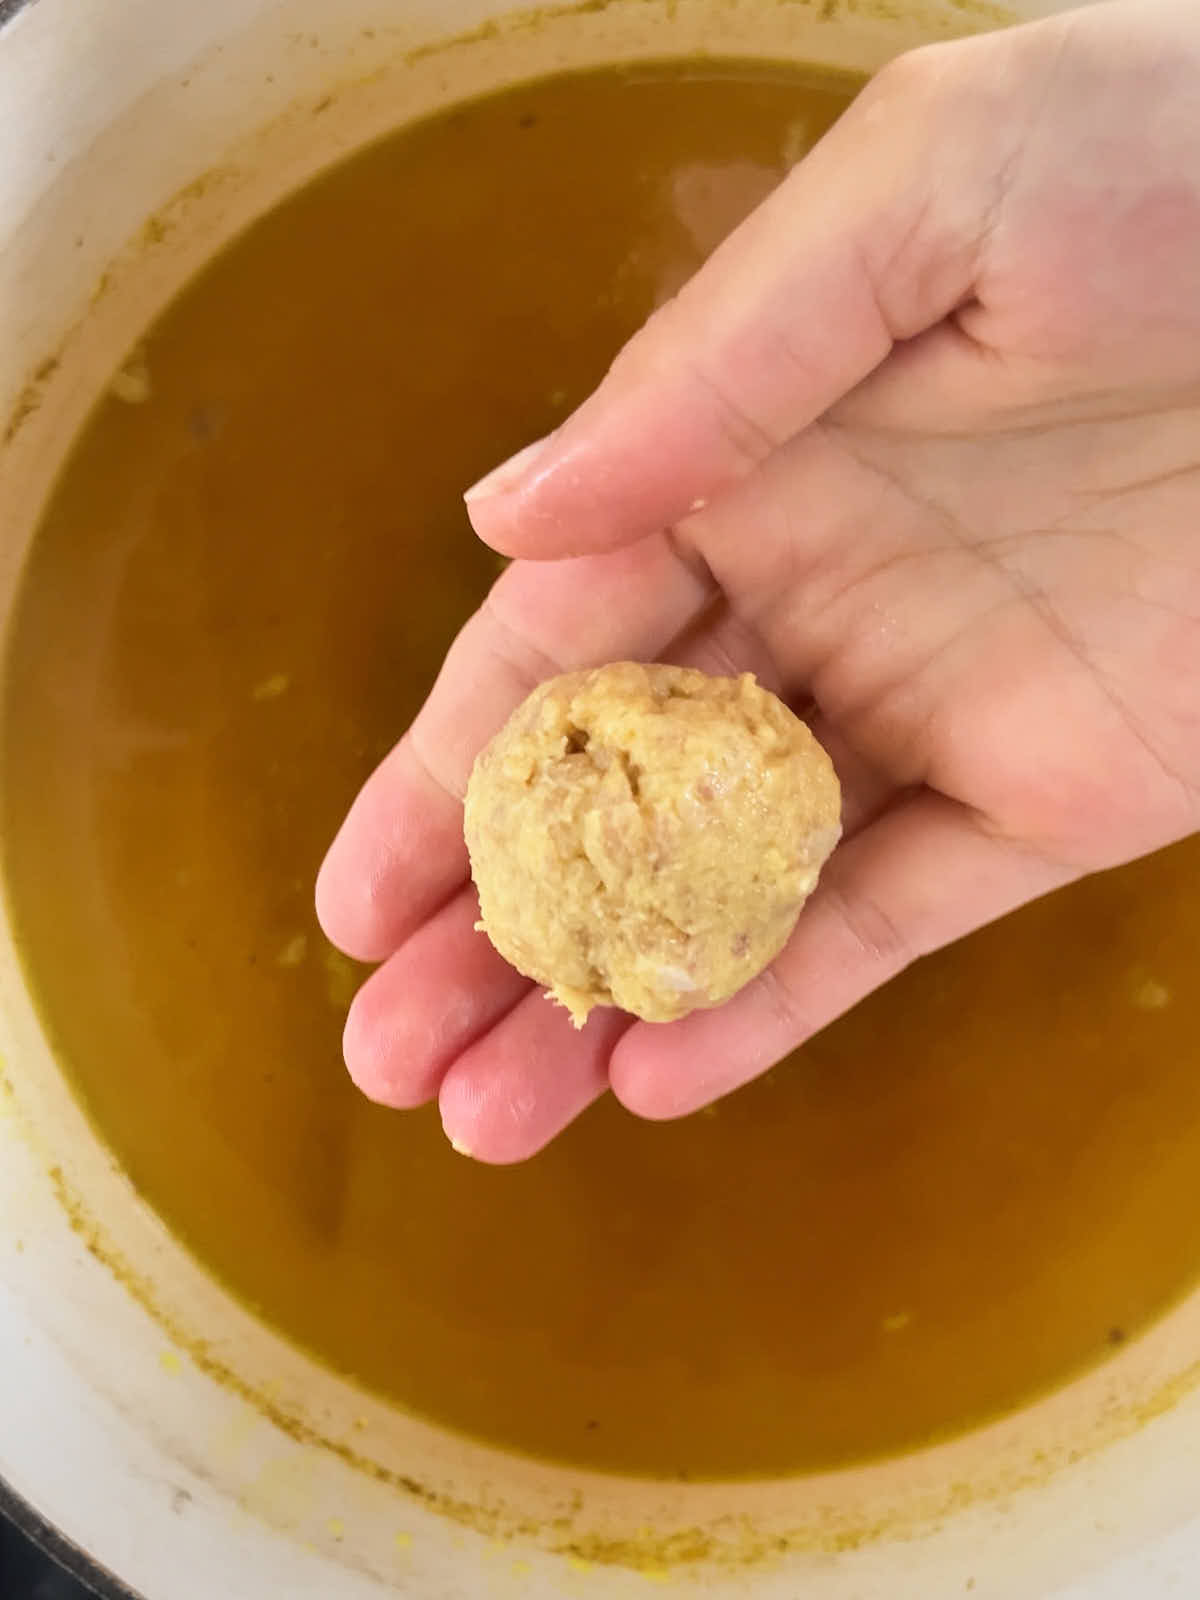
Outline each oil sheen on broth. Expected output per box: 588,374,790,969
5,64,1200,1481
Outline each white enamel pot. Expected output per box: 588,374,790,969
2,0,1199,1595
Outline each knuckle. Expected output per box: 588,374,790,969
823,876,912,974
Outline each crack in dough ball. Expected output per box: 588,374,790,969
464,662,842,1027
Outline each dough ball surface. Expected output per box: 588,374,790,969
464,662,841,1027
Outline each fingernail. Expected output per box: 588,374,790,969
448,1134,474,1159
464,434,552,504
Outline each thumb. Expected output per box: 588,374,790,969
463,28,1034,560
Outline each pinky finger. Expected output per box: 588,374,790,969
609,791,1075,1121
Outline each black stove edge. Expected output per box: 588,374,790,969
0,1473,144,1600
0,0,34,28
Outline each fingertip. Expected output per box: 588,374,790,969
313,740,471,962
466,420,693,561
437,1068,529,1166
341,987,382,1099
461,489,528,559
606,1035,671,1121
340,888,532,1110
314,839,397,964
341,982,431,1110
464,433,583,559
608,1018,737,1123
439,998,623,1164
463,433,554,511
315,839,372,962
466,474,641,563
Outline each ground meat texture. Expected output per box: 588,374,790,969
463,662,842,1027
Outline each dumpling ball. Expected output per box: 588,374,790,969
464,662,841,1028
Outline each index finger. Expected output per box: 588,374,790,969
464,31,1029,561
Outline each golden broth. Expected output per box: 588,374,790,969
5,63,1200,1481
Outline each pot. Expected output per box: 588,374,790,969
2,0,1198,1595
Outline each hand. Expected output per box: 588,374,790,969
317,0,1200,1162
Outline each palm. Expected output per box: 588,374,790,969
318,0,1200,1161
705,404,1200,872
